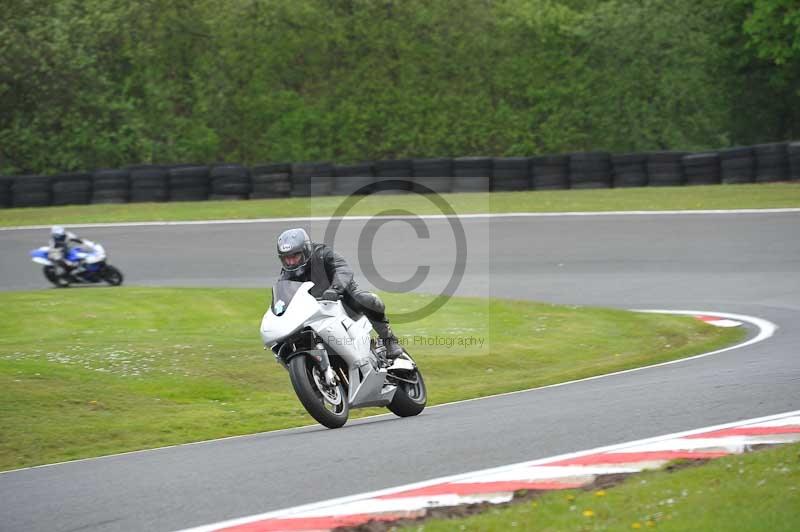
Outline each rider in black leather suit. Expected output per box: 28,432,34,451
277,228,403,359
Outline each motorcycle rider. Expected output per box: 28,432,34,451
48,226,103,275
276,228,404,359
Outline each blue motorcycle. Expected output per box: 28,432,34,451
30,245,123,288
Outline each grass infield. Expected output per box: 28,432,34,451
0,287,743,471
0,183,798,227
405,442,800,531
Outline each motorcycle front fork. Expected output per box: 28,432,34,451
312,343,337,385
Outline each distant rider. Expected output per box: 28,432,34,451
48,226,103,274
276,228,404,359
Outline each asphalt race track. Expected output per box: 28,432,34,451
1,211,799,532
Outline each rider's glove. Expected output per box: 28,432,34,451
320,289,342,301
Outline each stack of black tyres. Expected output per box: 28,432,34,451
611,153,648,187
92,169,130,203
169,165,209,201
290,162,333,197
719,147,755,184
452,157,491,193
646,152,686,186
210,164,251,200
10,140,799,210
682,153,721,185
12,175,51,207
491,157,530,191
790,142,800,181
251,163,291,199
0,176,12,208
753,143,787,182
373,159,412,194
130,166,169,202
51,172,92,205
569,152,612,189
411,158,453,194
332,162,375,196
531,155,569,190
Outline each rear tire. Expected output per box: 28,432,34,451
103,265,124,286
388,366,427,417
288,355,349,428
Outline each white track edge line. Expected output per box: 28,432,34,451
175,408,800,532
2,208,799,231
424,310,776,410
0,310,775,476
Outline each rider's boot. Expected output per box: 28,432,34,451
379,334,404,360
373,323,404,362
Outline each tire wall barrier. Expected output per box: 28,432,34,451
2,141,799,208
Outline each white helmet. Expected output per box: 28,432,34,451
51,226,66,246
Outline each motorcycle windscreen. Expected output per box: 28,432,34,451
271,280,305,315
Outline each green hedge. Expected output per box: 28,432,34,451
1,0,798,176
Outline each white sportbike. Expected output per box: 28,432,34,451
260,280,427,428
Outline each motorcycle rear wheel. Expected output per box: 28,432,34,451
103,265,124,286
388,367,427,417
288,355,349,428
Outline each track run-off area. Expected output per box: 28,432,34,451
0,209,798,531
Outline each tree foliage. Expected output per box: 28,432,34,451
1,0,797,174
742,0,800,66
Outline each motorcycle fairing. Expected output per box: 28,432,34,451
261,280,398,409
30,246,51,265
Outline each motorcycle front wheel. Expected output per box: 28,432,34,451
102,265,124,286
42,266,58,285
44,266,69,288
288,355,349,429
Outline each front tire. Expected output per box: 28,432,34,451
388,367,427,417
43,266,59,286
46,265,70,288
288,355,349,428
103,265,123,286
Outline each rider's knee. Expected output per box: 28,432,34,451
354,291,385,314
